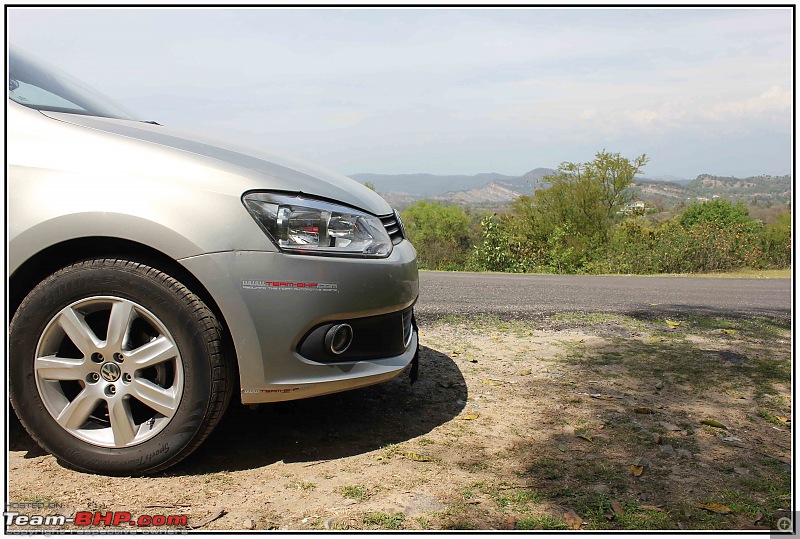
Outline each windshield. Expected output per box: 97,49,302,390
8,47,140,121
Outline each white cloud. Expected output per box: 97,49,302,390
704,85,791,121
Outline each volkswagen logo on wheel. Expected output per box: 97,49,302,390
100,362,121,383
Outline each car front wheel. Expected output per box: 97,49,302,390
9,258,232,475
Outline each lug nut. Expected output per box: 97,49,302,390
91,352,104,363
87,372,100,383
105,385,116,396
122,373,132,383
113,352,124,362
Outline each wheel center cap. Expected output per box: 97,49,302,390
100,362,121,382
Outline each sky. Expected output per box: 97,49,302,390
6,7,794,179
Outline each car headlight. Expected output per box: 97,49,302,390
243,192,393,257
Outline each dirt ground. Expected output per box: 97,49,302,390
7,311,792,531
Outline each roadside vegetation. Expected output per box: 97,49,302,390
398,151,791,274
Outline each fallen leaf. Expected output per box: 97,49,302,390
754,511,763,524
481,379,502,387
590,393,602,399
468,358,478,363
649,303,660,306
459,413,480,421
665,319,682,329
639,505,664,512
776,416,790,423
574,427,593,442
570,338,585,343
611,500,624,515
630,465,644,477
647,336,664,342
519,370,532,376
721,329,737,335
450,351,461,357
401,451,436,462
492,334,499,340
635,407,654,414
695,503,732,514
557,443,567,452
604,512,614,521
701,420,728,429
564,509,583,530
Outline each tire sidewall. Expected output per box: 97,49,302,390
10,261,214,475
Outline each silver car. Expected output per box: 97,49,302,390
8,47,419,475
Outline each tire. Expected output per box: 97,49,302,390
9,258,232,475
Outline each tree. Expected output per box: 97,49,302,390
538,150,648,243
679,199,751,228
401,201,473,270
504,150,648,272
363,181,377,192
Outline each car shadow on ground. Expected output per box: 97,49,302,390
8,414,48,459
171,345,465,474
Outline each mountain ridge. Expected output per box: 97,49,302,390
348,170,791,208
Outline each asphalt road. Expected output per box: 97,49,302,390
416,271,792,320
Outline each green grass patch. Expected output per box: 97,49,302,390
610,507,675,530
494,488,541,509
285,480,315,491
523,457,566,481
363,512,405,529
516,515,570,530
340,485,371,502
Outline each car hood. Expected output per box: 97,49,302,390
40,111,392,216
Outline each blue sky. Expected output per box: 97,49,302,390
7,7,793,179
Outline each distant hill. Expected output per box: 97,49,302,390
632,178,693,202
640,174,693,186
433,182,523,205
632,174,791,208
349,168,556,207
686,174,791,202
349,170,790,208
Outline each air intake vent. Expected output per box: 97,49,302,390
380,212,405,245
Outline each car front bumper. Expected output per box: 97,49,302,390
179,241,419,403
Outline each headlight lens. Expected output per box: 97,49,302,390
243,192,393,257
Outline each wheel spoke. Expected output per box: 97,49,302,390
106,300,136,350
56,390,99,430
127,336,177,369
57,307,101,357
35,354,86,381
130,378,179,418
108,398,137,446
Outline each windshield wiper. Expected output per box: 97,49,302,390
141,120,161,125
